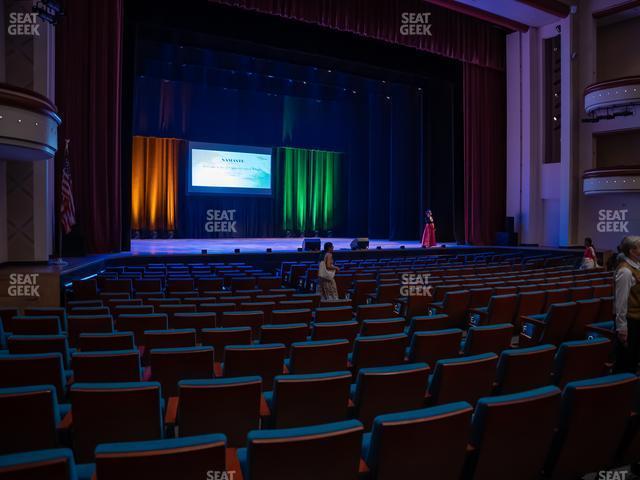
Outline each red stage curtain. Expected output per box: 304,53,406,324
55,0,123,253
463,63,506,245
210,0,505,70
131,137,182,233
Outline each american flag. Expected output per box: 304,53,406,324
60,139,76,234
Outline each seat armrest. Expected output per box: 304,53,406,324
260,394,271,417
57,411,73,431
214,362,223,377
227,448,244,480
521,315,546,327
359,458,370,475
165,396,179,427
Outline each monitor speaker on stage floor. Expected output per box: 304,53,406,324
350,238,369,250
302,238,321,251
496,231,518,246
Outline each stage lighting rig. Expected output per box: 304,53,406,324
33,0,63,25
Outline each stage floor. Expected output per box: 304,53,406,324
129,238,454,255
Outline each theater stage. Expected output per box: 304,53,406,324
129,238,457,255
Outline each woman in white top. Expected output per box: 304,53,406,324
317,242,340,301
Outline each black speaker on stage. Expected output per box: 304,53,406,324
505,216,515,233
302,238,321,251
350,238,369,250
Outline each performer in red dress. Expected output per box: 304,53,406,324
421,209,436,247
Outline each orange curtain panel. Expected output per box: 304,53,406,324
131,136,183,232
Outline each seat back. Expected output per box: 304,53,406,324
315,306,353,323
514,291,545,328
223,343,286,390
408,329,462,366
242,420,363,480
77,332,135,352
150,346,214,398
116,314,168,345
597,296,614,322
310,320,359,346
10,316,61,335
178,377,261,447
288,339,350,374
569,286,593,301
543,289,570,311
67,314,114,347
113,305,154,317
353,363,430,430
7,334,70,368
72,350,141,383
144,329,196,363
259,323,308,348
495,344,556,395
71,382,163,463
486,294,518,325
271,308,312,325
552,338,611,388
440,290,471,327
0,448,76,479
407,314,453,334
462,323,513,356
466,386,561,480
469,288,494,308
270,371,352,428
428,353,498,406
544,374,637,479
568,298,600,340
539,302,578,345
351,333,408,371
0,385,60,454
201,327,252,363
356,303,395,323
220,311,264,338
95,434,226,480
360,317,405,337
0,353,66,402
365,402,473,480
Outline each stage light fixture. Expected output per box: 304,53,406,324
376,246,382,250
201,249,208,254
400,245,405,249
297,248,303,252
266,248,272,253
234,248,240,254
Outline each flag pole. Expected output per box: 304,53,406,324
50,139,70,266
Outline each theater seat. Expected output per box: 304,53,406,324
551,338,611,388
314,306,353,323
266,371,352,428
143,329,197,363
0,385,62,454
520,302,578,347
10,315,62,335
287,339,350,374
356,303,395,323
352,363,430,430
168,377,261,447
115,314,168,346
407,328,462,365
0,448,77,480
67,314,114,347
468,294,517,327
350,333,408,372
567,298,600,340
427,353,498,406
461,323,513,356
223,343,286,390
77,332,135,352
220,311,264,338
494,344,556,395
360,318,405,337
150,346,215,398
72,349,142,383
0,353,67,402
7,334,71,368
271,308,312,325
406,314,453,334
68,382,164,463
93,434,227,480
237,420,364,480
543,374,637,479
310,320,359,347
464,385,561,480
429,290,470,328
363,402,473,480
259,323,308,348
201,327,252,363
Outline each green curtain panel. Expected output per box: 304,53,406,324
276,147,343,234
